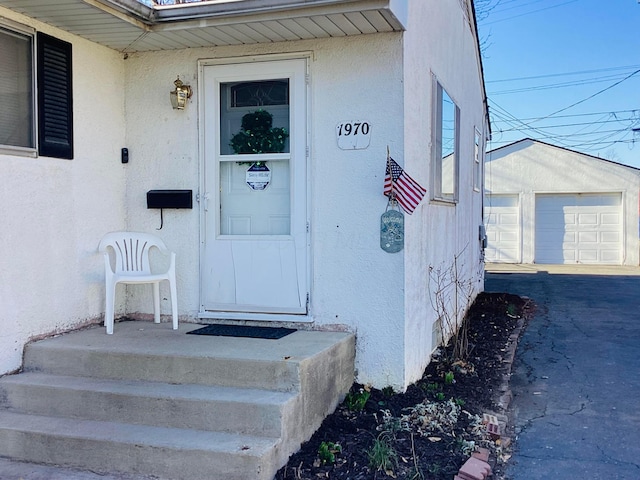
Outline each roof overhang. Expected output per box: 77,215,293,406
0,0,407,52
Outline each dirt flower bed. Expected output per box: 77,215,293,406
275,292,531,480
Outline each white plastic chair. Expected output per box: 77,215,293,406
99,231,178,334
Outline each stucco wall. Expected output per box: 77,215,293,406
0,7,126,375
0,2,486,390
401,1,487,386
122,34,406,388
307,35,406,388
486,140,640,265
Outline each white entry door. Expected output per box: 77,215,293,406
201,58,308,315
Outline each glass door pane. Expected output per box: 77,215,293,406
218,78,292,236
219,79,290,156
219,159,290,235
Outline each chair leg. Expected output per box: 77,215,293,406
105,282,116,335
170,278,178,330
152,282,161,324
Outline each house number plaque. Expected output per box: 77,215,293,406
246,163,271,190
380,209,404,253
336,120,371,150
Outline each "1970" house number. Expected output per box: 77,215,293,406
336,120,371,150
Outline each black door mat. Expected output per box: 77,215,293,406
187,324,297,340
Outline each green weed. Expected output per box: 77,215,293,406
317,441,342,465
444,371,455,385
366,432,398,473
382,386,395,397
425,382,441,393
345,389,371,412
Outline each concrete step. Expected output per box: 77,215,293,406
23,323,306,391
0,410,279,480
22,322,354,392
0,372,296,437
0,321,356,479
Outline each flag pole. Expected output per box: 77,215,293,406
386,145,396,206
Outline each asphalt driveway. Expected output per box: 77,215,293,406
485,265,640,480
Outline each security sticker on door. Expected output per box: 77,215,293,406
336,120,371,150
246,163,271,190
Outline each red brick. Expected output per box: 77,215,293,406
472,447,490,463
482,413,498,424
458,457,492,480
487,421,500,435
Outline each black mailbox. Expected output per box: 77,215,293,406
147,190,193,209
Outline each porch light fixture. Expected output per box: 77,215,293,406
170,76,192,110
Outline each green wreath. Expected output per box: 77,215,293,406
230,109,289,154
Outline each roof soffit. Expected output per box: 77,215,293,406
0,0,407,52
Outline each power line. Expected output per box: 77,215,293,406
528,69,640,123
488,109,634,138
489,72,639,95
509,109,639,121
486,64,640,84
481,0,579,26
490,0,548,15
478,2,640,162
487,99,640,154
496,117,636,132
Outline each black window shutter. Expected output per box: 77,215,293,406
37,32,73,159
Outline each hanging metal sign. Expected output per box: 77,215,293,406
380,208,404,253
336,120,371,150
246,163,271,190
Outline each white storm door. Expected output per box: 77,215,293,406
201,59,308,314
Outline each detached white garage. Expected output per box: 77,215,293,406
485,139,640,266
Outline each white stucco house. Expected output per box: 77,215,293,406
485,139,640,265
0,0,488,392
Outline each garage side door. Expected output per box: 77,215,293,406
535,193,622,264
485,194,520,263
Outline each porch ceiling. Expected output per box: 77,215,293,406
0,0,406,53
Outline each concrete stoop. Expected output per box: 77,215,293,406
0,322,355,480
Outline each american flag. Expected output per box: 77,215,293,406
384,157,426,214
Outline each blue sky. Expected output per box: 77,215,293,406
477,0,640,167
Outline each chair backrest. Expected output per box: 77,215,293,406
99,232,168,275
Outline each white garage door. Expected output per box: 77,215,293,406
485,194,520,263
535,193,622,264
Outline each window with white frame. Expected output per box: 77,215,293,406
0,20,73,159
473,128,482,192
0,23,33,151
432,79,459,202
